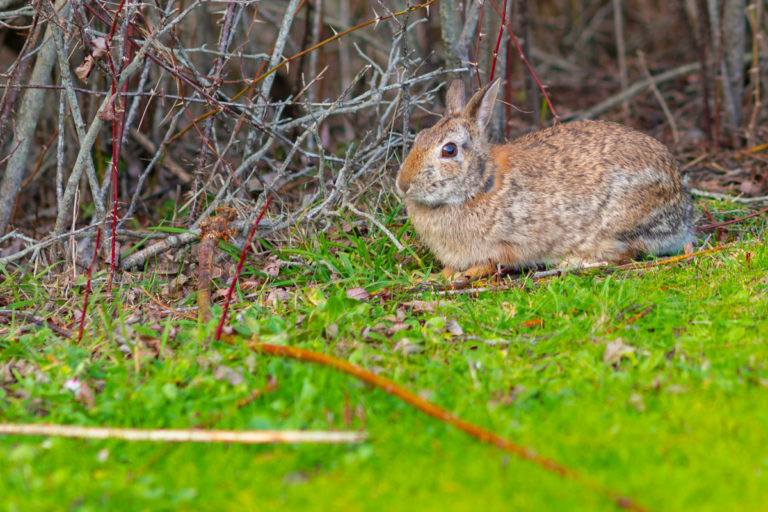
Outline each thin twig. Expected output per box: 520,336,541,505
0,424,366,444
612,0,629,116
240,341,649,512
696,204,768,231
486,0,558,122
0,0,67,235
690,188,768,203
576,54,756,120
76,225,102,344
415,246,734,297
637,50,679,144
343,200,404,252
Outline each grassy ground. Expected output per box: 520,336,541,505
1,198,767,511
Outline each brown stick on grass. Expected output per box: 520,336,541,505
239,341,650,512
695,204,768,231
198,207,238,322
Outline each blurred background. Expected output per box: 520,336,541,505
0,0,765,268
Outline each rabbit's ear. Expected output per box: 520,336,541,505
445,80,466,115
464,79,501,131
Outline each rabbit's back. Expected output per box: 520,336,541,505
486,120,694,264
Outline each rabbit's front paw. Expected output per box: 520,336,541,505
438,263,497,283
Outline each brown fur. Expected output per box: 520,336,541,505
397,80,695,274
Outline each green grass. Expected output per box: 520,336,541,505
1,199,767,511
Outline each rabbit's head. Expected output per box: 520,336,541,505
397,79,501,207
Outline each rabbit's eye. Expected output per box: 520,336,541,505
441,142,458,158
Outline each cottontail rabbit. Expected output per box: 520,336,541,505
397,79,695,279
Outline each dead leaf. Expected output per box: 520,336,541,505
324,323,339,339
239,280,261,292
394,339,423,355
213,366,244,387
445,318,464,336
63,378,95,408
603,338,636,365
489,385,526,407
386,322,411,336
76,380,96,408
74,55,94,81
265,288,289,304
346,287,370,301
262,257,281,278
401,300,438,313
739,179,763,196
98,94,117,121
90,36,108,58
383,309,406,323
1,359,44,384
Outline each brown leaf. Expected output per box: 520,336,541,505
90,37,108,58
738,179,763,196
265,288,289,304
346,287,369,301
603,338,636,365
239,280,261,291
74,55,94,81
213,365,244,387
98,94,117,121
76,380,96,408
63,379,95,408
393,339,423,355
489,385,526,407
445,318,464,336
401,300,438,313
262,257,281,278
387,322,411,336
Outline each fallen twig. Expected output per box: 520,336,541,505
240,341,649,512
412,245,734,297
695,205,768,231
690,188,768,204
0,310,73,338
575,54,757,120
0,424,366,444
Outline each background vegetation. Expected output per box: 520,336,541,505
0,1,767,510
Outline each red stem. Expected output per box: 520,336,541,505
489,0,508,80
486,0,559,122
100,0,129,291
76,226,103,344
214,196,274,341
474,6,484,87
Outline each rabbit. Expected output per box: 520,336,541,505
396,79,695,279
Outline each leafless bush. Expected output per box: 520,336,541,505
0,0,765,274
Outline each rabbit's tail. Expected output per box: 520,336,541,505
619,198,697,256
